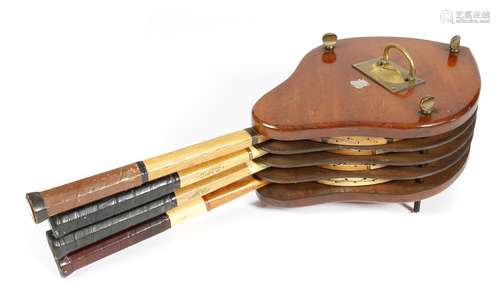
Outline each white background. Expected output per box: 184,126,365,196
1,0,498,297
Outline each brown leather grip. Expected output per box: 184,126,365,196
27,162,148,223
56,214,170,277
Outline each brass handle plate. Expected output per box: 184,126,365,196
353,43,425,92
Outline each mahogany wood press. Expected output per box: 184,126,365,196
26,34,480,277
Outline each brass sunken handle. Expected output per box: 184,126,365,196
380,43,416,81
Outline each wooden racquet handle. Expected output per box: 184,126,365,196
49,174,180,238
47,193,178,259
27,128,265,223
55,176,267,277
49,146,266,238
56,214,172,277
47,160,268,258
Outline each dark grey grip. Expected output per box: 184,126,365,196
49,173,180,238
47,193,178,259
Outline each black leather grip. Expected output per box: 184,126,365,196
49,173,180,238
47,193,178,259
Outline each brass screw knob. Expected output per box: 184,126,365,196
419,95,435,115
449,35,461,54
322,33,337,50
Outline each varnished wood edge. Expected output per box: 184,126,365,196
255,142,469,184
257,127,473,168
256,151,469,207
253,103,478,140
257,113,476,155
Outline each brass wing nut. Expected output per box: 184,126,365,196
419,95,435,115
450,35,461,54
322,33,337,51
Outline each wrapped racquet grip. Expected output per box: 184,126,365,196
27,128,264,223
27,162,148,223
56,214,171,277
47,193,177,259
49,173,180,238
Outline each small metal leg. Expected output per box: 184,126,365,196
402,200,422,213
413,201,421,213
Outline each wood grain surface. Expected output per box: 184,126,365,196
257,151,468,207
203,176,268,210
258,114,475,155
54,176,268,277
33,162,147,221
255,142,468,183
177,146,265,187
257,126,472,168
28,128,263,223
174,161,268,205
48,146,266,238
143,129,258,181
252,37,480,140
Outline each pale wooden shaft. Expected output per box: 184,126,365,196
175,161,268,205
177,146,266,188
166,176,268,226
166,197,208,227
204,176,268,210
144,130,254,180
